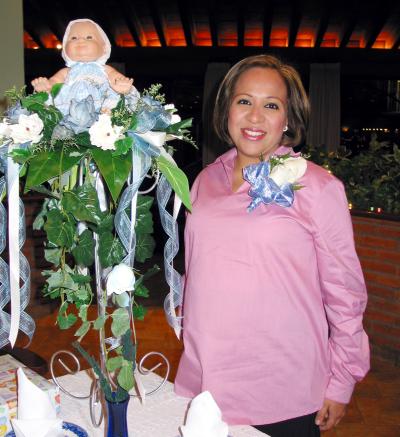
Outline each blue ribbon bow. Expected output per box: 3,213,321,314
243,161,295,212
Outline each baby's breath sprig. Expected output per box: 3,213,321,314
4,86,27,107
142,83,166,104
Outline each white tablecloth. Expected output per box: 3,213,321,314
57,370,267,437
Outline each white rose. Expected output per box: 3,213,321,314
171,113,181,124
164,104,175,111
106,263,135,296
9,114,43,144
89,114,124,150
269,157,307,186
0,121,11,139
164,103,181,124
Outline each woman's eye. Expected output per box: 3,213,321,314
86,35,93,40
70,36,77,40
265,103,279,110
237,99,251,105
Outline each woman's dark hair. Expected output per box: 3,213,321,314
213,54,310,148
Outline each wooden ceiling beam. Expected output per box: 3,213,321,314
177,0,194,47
207,1,219,47
148,0,167,47
365,1,395,49
263,1,274,48
236,2,245,47
288,0,302,48
119,0,145,47
314,6,330,48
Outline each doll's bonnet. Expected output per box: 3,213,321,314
61,18,111,67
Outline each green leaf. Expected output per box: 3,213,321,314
26,146,85,188
99,232,125,268
57,313,77,329
22,92,48,106
44,247,62,266
156,155,192,211
135,195,154,234
135,233,155,263
92,213,114,234
110,308,130,337
115,292,130,307
71,273,92,284
78,304,89,321
72,229,95,267
166,117,193,133
113,136,133,156
46,269,77,291
44,209,75,248
74,321,90,339
93,315,106,330
117,362,135,392
9,148,32,165
62,184,102,224
75,132,92,147
50,83,63,99
133,304,147,320
121,331,136,361
33,199,50,230
75,286,91,301
106,356,123,372
134,283,149,298
91,148,132,203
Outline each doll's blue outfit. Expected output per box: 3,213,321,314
53,62,120,116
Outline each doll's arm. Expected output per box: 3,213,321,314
105,65,134,95
31,68,69,92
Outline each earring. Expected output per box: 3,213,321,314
283,125,288,132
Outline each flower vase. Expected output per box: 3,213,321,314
106,396,130,437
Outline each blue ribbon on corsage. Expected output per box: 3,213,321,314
243,161,295,212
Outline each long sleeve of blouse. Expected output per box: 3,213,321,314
311,178,370,403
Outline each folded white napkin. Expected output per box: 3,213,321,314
11,367,63,437
180,391,229,437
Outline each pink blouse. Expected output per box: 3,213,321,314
174,147,370,426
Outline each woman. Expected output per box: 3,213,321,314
174,55,370,436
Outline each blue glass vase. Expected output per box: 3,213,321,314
106,396,130,437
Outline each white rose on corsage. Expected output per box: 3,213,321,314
0,120,11,139
89,114,124,150
106,263,136,296
9,113,44,144
269,156,307,187
164,103,181,124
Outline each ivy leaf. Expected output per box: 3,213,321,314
50,83,63,99
78,304,89,321
91,212,114,234
106,356,123,372
113,136,133,156
99,232,125,268
111,308,130,337
46,268,77,291
134,283,149,298
117,361,135,392
57,313,77,329
26,146,84,189
61,184,102,224
75,132,92,147
44,209,75,249
71,272,92,284
72,229,95,267
135,195,154,234
91,148,132,203
115,292,130,307
156,155,192,211
44,247,62,266
135,233,155,263
93,315,106,330
74,321,90,339
75,286,90,301
121,331,136,362
132,304,147,321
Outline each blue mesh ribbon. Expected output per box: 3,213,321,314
156,175,183,336
0,177,10,348
243,161,294,212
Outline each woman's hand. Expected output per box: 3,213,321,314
315,398,347,431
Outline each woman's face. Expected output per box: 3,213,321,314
65,22,104,62
228,67,288,166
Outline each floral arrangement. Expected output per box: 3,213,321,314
0,83,194,401
243,153,307,212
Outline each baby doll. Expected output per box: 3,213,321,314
31,19,138,115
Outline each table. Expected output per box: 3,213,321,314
57,370,267,437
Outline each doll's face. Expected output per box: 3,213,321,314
65,21,105,62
